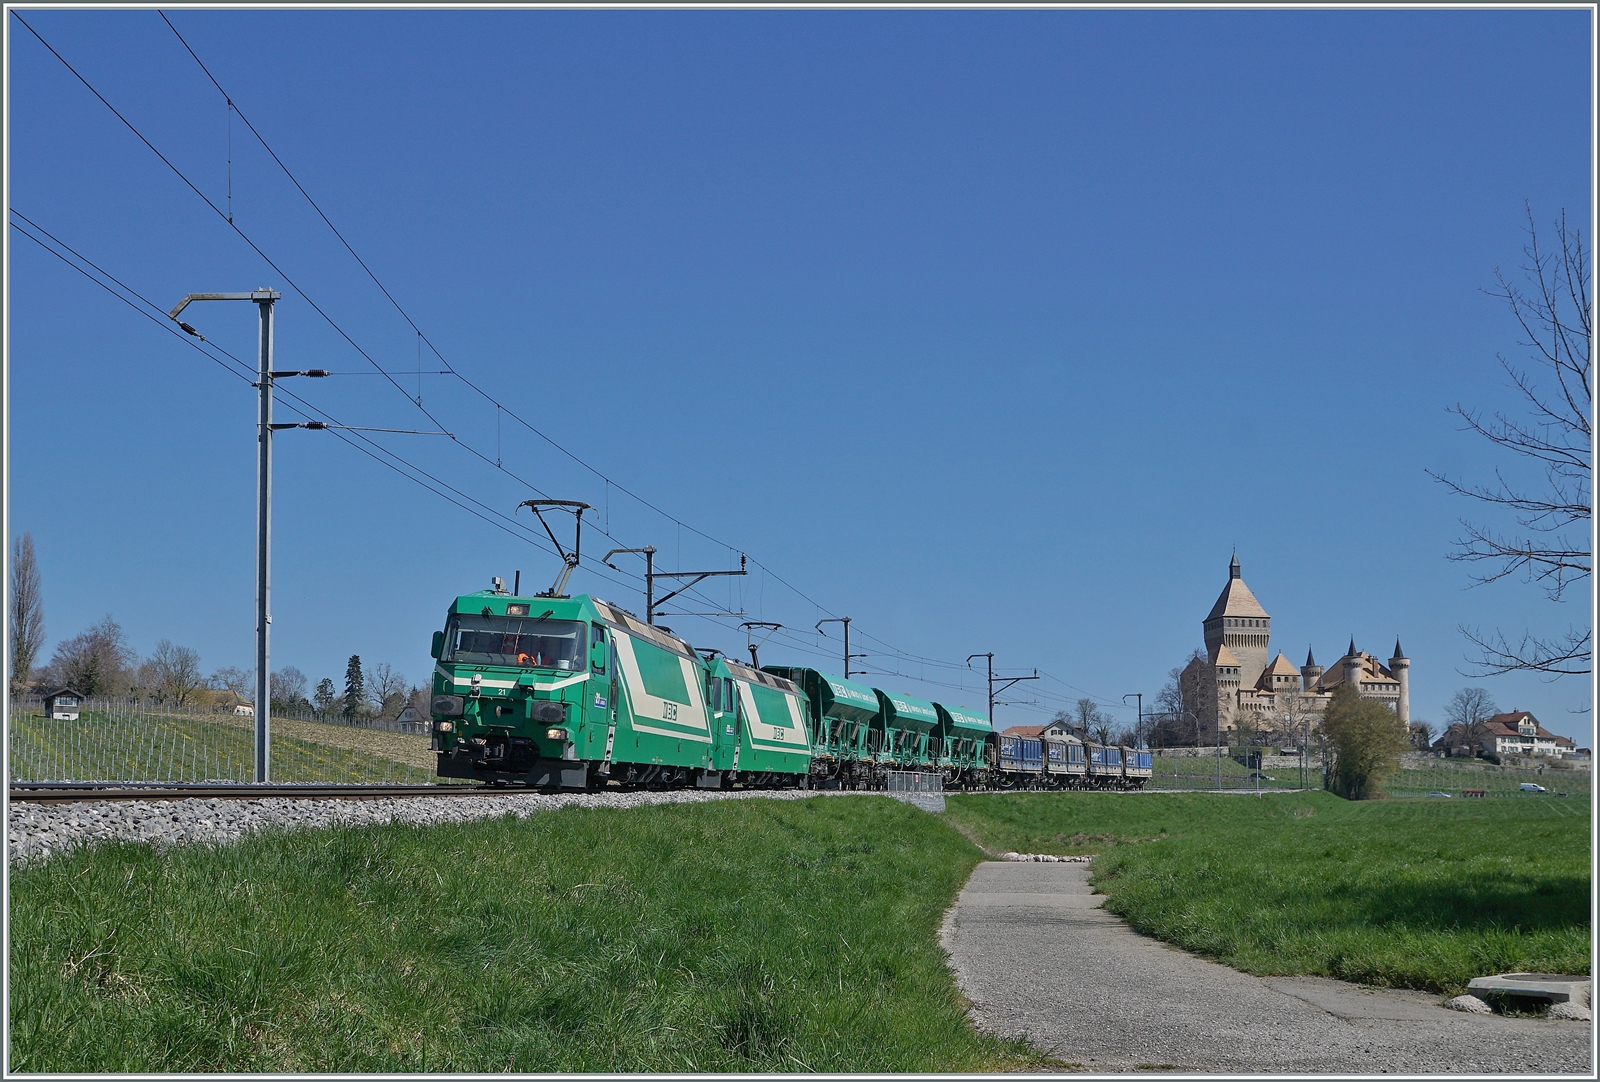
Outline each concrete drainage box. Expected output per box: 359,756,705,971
1466,973,1591,1006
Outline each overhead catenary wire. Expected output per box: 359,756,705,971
11,11,547,501
19,200,1080,711
13,205,746,629
19,13,1131,709
7,214,594,576
149,10,881,632
13,217,672,604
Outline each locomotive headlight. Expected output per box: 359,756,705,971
546,728,568,741
431,695,465,717
437,721,454,733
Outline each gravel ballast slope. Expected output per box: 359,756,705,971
8,787,857,866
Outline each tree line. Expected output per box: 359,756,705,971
41,618,422,719
9,533,426,717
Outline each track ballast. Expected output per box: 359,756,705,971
8,782,491,804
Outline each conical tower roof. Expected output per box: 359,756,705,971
1206,554,1268,620
1265,653,1300,677
1305,645,1317,667
1391,638,1406,660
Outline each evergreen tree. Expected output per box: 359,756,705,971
313,678,336,714
343,655,364,717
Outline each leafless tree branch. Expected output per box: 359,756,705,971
1457,624,1591,678
1433,205,1591,675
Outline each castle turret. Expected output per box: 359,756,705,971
1389,638,1410,723
1301,645,1323,693
1342,639,1364,694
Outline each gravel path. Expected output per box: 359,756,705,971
7,787,864,867
942,860,1592,1074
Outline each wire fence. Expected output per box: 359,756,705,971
1143,746,1590,798
1384,755,1590,799
1145,748,1315,791
272,706,429,735
9,697,436,785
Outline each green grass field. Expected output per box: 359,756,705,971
945,790,1591,993
1146,750,1284,789
9,797,1043,1073
9,710,432,785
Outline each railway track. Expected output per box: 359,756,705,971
8,782,493,805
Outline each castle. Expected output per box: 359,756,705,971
1181,554,1410,735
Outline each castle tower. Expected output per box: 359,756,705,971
1203,553,1271,691
1213,641,1242,732
1342,638,1364,693
1389,639,1410,723
1301,645,1323,693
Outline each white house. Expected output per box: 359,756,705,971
1482,711,1577,759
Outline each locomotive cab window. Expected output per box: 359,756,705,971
590,623,607,673
444,614,587,669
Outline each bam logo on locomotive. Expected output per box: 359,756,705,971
613,632,710,742
740,681,810,750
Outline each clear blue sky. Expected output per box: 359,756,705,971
7,9,1593,741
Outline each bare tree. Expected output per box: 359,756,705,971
1407,720,1437,751
210,665,254,700
1075,694,1113,742
1149,650,1209,747
365,662,408,716
1267,686,1318,748
149,639,204,706
1070,697,1115,745
9,533,45,695
270,666,310,711
45,616,133,696
1436,688,1500,758
1444,686,1500,729
1429,207,1591,676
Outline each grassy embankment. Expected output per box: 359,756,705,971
946,789,1590,993
1145,749,1272,789
10,796,1044,1073
9,709,434,784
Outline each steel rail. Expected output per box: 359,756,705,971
8,782,495,805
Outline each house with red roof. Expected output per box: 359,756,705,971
1431,710,1577,760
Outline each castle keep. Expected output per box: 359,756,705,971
1182,554,1410,735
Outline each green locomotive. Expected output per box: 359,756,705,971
429,584,1005,789
430,587,810,788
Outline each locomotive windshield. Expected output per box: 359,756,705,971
445,614,587,669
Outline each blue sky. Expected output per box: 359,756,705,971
7,8,1593,741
